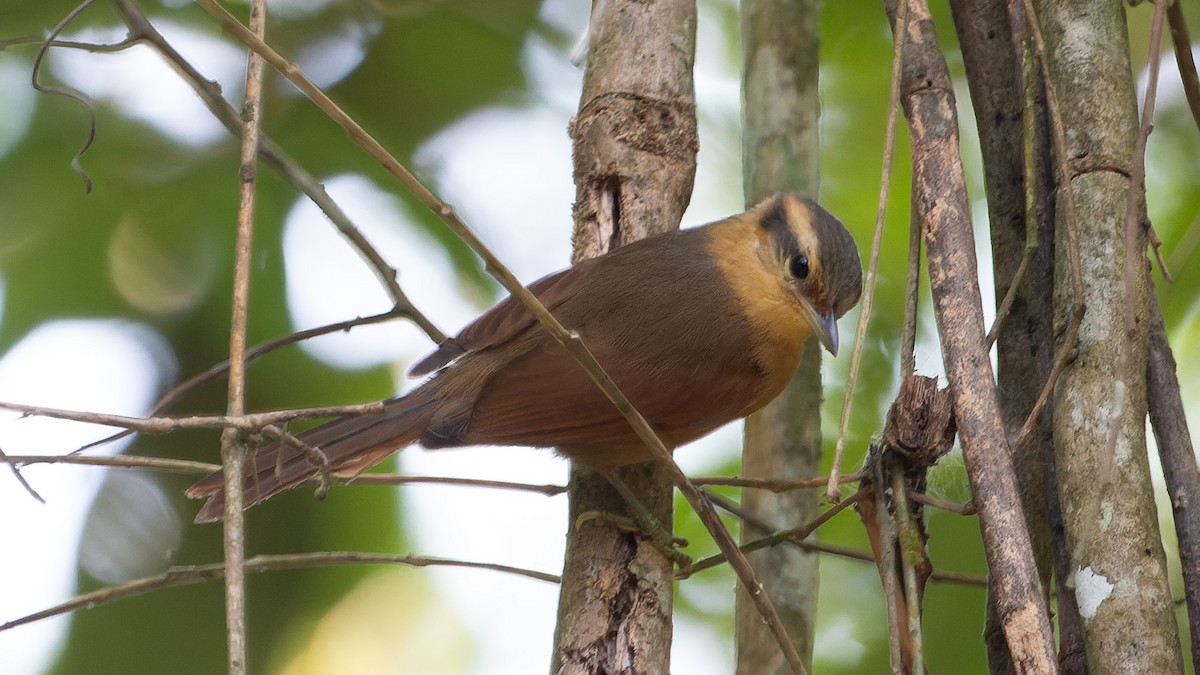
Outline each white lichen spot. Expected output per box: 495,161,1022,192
1099,501,1114,532
1074,566,1114,622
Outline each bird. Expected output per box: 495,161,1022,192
187,192,863,522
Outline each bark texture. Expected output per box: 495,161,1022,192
735,0,822,672
1148,287,1200,674
947,2,1078,672
1036,0,1183,672
887,0,1058,671
550,1,698,673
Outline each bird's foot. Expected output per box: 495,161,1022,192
575,510,693,571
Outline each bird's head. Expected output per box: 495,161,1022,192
752,192,863,356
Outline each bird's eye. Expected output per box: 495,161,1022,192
790,253,810,280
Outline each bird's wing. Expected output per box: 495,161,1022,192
408,262,593,377
458,313,766,458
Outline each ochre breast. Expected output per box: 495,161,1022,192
706,217,812,414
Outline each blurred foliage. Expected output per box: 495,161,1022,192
0,0,1197,674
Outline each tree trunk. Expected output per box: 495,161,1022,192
887,0,1059,670
549,1,698,673
735,1,822,672
1036,1,1183,671
946,1,1072,671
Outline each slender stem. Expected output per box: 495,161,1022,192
874,459,904,674
111,0,443,342
0,552,559,634
706,491,987,587
828,0,908,502
891,460,925,675
1010,0,1088,456
0,401,383,433
76,308,409,453
1167,1,1200,132
221,1,267,670
685,489,863,575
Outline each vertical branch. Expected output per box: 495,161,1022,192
827,0,908,501
871,458,906,675
1035,0,1183,670
736,0,821,670
552,1,696,673
899,191,921,376
890,462,925,675
885,0,1058,670
222,0,267,672
1147,287,1200,673
946,0,1061,671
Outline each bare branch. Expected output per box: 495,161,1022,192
111,0,444,343
706,490,986,588
5,454,219,474
827,0,908,502
692,471,863,493
1167,1,1200,133
220,1,268,666
1148,286,1200,673
0,552,559,634
685,489,863,576
0,401,383,433
3,453,568,498
889,0,1057,668
891,461,925,674
0,446,45,503
78,309,410,453
31,0,99,193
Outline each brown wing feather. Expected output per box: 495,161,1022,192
409,263,593,376
462,332,766,466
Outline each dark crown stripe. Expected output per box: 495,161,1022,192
760,195,802,259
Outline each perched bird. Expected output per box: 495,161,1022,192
188,192,862,522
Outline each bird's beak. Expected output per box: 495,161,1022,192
802,304,840,357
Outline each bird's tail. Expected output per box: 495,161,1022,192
186,394,435,523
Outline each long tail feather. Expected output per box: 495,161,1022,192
187,395,434,523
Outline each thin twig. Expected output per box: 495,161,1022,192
0,401,383,433
0,446,45,503
111,0,444,344
0,551,559,633
900,188,921,374
1111,0,1167,462
1011,0,1087,454
191,4,806,670
685,489,865,576
31,0,98,193
707,491,986,587
347,473,567,496
891,461,925,675
692,470,863,493
1168,1,1200,133
220,0,267,668
22,455,554,502
5,454,220,474
77,308,411,453
873,458,905,675
828,0,908,502
4,453,568,496
0,35,140,52
908,491,976,515
985,39,1042,349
